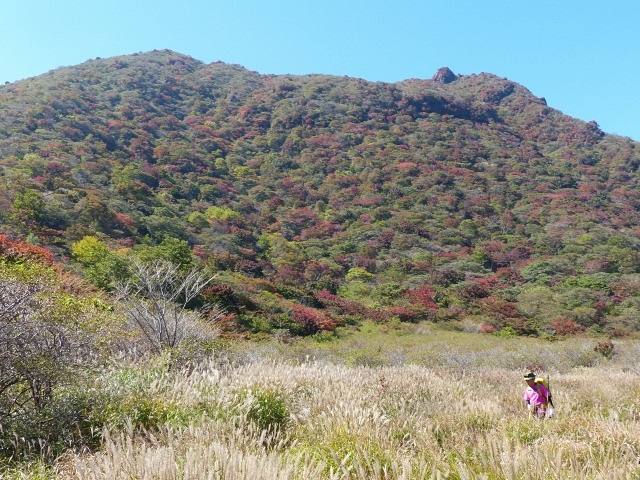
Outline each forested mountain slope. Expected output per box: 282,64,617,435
1,49,639,336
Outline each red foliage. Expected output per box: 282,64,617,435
583,258,613,274
298,220,342,240
443,217,459,228
274,264,305,285
84,162,108,175
62,126,84,141
44,161,69,175
593,339,614,358
359,214,373,224
495,267,524,285
207,253,240,271
402,286,438,310
411,261,432,273
396,162,419,176
384,306,419,322
234,259,262,277
213,313,244,334
334,254,377,272
391,218,430,237
551,317,584,336
113,212,135,228
202,284,237,306
315,290,366,316
396,162,417,169
365,231,395,250
593,298,609,313
355,196,383,207
290,304,336,334
303,262,340,281
438,250,468,260
474,276,500,290
430,269,464,287
483,241,507,254
268,196,284,209
480,296,520,321
488,246,532,269
0,235,56,266
280,207,317,237
611,279,639,297
458,282,490,300
478,324,497,334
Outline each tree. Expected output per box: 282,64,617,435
521,260,560,285
141,213,188,242
76,194,116,233
134,236,196,269
10,189,45,228
0,260,110,423
115,259,224,352
71,235,110,265
205,205,241,221
187,211,210,230
371,282,405,306
345,267,374,282
72,236,130,290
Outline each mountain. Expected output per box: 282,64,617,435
1,49,639,337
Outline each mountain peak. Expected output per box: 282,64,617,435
431,67,458,84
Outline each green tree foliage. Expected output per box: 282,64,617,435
71,236,129,289
345,267,375,282
2,50,640,336
10,189,45,228
205,205,241,221
134,236,196,269
520,260,557,285
72,235,110,265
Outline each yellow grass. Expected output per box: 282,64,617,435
16,325,640,479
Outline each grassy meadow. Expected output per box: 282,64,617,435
6,323,640,479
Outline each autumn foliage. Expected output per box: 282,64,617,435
1,50,640,337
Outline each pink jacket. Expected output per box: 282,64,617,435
524,383,549,407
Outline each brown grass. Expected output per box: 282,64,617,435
16,325,640,479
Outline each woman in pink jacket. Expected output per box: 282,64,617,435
523,371,550,418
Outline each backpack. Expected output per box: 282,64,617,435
534,376,549,391
535,376,554,410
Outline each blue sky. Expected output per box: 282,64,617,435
3,1,639,140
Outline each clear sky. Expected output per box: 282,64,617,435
2,1,639,140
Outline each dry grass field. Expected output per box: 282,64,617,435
7,323,640,479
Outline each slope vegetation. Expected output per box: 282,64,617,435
1,50,639,337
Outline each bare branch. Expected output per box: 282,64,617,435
115,259,221,352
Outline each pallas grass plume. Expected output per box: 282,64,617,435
8,326,640,479
54,348,640,480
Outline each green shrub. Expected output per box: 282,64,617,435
561,275,612,293
312,330,336,343
243,388,291,433
345,267,374,282
0,260,117,461
496,326,517,338
521,260,557,285
0,385,110,461
346,348,386,367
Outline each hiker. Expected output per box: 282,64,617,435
523,371,550,419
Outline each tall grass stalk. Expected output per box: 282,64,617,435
57,353,640,479
9,328,639,479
